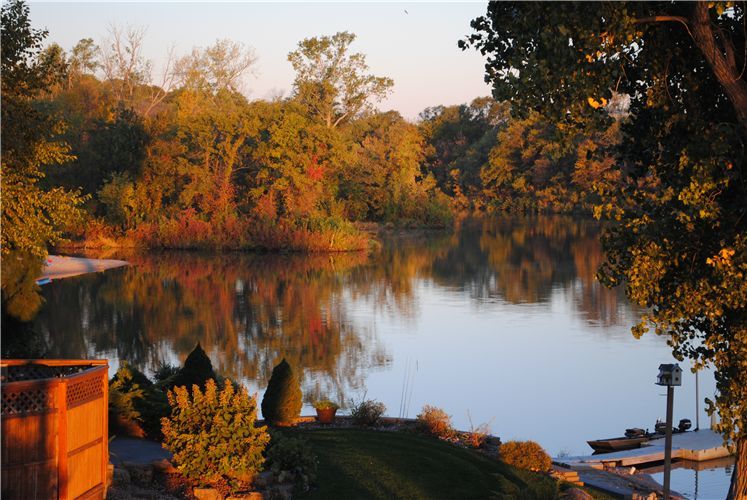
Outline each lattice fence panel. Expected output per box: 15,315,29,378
2,388,53,415
66,376,103,409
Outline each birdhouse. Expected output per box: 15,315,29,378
656,363,682,386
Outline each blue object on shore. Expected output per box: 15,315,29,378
35,277,52,286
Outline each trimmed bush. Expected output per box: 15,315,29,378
261,359,302,426
167,342,216,390
161,379,270,492
416,405,454,439
499,440,552,472
349,399,386,426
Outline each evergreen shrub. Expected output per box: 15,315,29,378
108,362,168,439
261,359,302,426
167,342,216,389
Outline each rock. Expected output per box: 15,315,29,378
226,493,264,500
194,487,223,500
561,487,593,500
277,470,293,484
112,467,131,486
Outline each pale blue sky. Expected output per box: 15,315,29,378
29,2,493,120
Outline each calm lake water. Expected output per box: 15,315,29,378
34,216,730,499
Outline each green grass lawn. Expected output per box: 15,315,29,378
293,428,559,499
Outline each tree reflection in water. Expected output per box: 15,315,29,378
29,217,632,402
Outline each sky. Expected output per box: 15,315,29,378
28,2,494,120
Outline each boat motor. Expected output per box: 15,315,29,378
654,420,667,434
678,419,692,432
625,428,646,438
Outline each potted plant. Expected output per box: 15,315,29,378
313,399,340,424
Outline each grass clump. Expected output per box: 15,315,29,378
416,405,454,439
349,398,386,426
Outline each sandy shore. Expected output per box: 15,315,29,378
38,254,128,282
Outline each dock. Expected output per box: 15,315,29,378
559,429,732,469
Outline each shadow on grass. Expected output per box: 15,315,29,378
294,429,558,499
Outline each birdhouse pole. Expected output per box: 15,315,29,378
663,384,674,500
656,363,681,500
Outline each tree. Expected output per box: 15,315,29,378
347,111,450,224
462,2,746,496
98,23,177,116
1,0,85,319
419,97,508,206
288,31,393,128
175,38,257,94
261,358,302,426
68,38,98,84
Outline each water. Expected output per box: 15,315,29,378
31,216,731,498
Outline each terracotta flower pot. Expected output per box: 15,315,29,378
315,407,337,424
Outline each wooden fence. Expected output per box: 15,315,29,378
1,359,109,499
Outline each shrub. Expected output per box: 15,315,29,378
261,359,302,426
499,440,552,472
464,412,493,449
161,379,270,492
416,405,454,439
265,430,317,492
109,362,168,439
167,342,216,390
153,362,179,383
109,363,145,438
349,398,386,426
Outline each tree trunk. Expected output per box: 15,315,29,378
728,437,747,499
690,1,747,137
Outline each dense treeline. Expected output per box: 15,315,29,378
2,1,631,258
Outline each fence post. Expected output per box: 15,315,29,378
101,370,109,497
57,380,68,500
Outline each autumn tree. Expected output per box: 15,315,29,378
288,31,393,129
462,2,746,495
346,111,451,225
163,39,258,222
419,97,509,207
0,0,85,257
247,100,349,223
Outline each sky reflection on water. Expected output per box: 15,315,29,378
32,216,729,498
